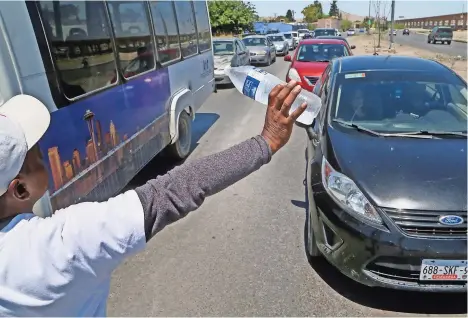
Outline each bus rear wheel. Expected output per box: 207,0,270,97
167,111,192,160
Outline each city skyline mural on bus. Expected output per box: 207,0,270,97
38,68,172,210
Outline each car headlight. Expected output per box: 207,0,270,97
321,157,383,225
287,68,301,82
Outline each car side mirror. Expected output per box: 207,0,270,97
284,55,292,62
295,121,317,140
351,45,356,49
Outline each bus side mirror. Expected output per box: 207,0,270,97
284,55,292,62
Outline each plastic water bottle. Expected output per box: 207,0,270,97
225,66,322,125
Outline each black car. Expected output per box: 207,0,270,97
314,36,356,49
299,55,467,292
313,28,337,37
403,28,410,35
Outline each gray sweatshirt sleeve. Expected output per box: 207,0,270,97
134,135,272,241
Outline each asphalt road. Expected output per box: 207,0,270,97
391,31,467,58
108,58,467,316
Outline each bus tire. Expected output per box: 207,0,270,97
167,111,192,160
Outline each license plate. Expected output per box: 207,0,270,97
420,259,468,281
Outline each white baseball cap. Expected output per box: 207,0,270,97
0,95,50,196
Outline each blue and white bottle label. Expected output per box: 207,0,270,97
242,76,260,99
242,68,265,100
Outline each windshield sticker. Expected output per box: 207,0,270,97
345,73,366,79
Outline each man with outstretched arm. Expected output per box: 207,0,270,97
0,81,307,316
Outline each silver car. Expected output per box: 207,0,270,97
281,32,296,50
212,37,250,85
242,35,276,66
267,34,289,56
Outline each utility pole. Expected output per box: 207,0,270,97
389,0,395,49
368,0,372,34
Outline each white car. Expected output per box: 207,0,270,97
335,29,342,36
297,28,310,39
291,31,299,47
389,29,397,36
347,29,355,36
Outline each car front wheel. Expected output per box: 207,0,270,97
167,111,192,160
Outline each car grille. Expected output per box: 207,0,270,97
304,76,319,85
383,208,467,238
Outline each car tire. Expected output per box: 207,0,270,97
273,54,276,63
447,41,451,45
166,111,192,160
427,37,430,43
266,54,271,66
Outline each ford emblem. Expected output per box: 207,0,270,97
438,215,464,226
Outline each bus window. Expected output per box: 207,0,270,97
37,1,117,100
173,1,198,58
193,0,211,52
107,1,155,79
149,1,181,64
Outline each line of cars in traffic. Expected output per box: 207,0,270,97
282,35,467,292
213,32,301,84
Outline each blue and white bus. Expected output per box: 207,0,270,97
0,1,215,216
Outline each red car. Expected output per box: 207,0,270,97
284,39,353,91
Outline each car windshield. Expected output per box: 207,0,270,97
316,36,349,45
283,33,292,39
243,37,267,46
269,36,284,42
314,29,336,36
213,41,234,55
438,27,453,34
298,30,308,34
296,43,347,62
331,71,467,134
292,32,298,37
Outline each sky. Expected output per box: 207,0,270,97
252,0,467,20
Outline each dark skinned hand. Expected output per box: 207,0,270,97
261,80,307,154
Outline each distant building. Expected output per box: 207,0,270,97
397,12,467,30
317,17,341,29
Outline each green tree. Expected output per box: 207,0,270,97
363,16,375,27
329,0,339,17
341,19,352,31
302,2,323,23
286,9,294,22
313,0,323,17
208,0,257,34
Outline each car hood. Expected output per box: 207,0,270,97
327,126,467,211
213,55,232,69
293,61,328,76
247,46,268,53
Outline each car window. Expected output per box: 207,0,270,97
314,29,336,36
269,36,284,42
331,71,467,133
213,41,234,55
240,40,247,51
283,33,292,39
297,43,347,62
149,1,181,64
235,40,243,53
174,1,198,57
37,1,117,99
243,38,267,46
107,1,155,79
